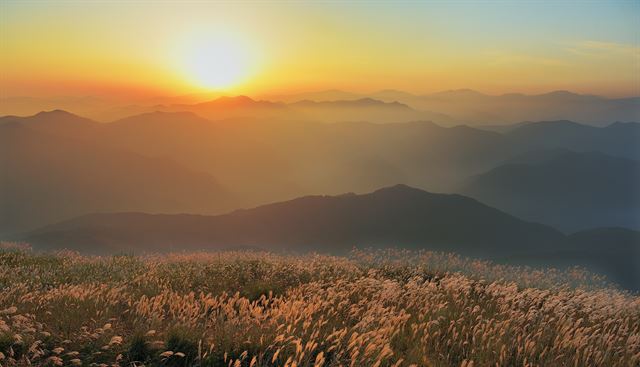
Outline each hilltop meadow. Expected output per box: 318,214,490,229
0,244,638,367
3,1,640,366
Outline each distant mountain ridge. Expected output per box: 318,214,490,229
2,110,638,236
187,95,285,109
505,120,640,160
287,97,451,123
5,89,636,125
264,89,640,126
0,121,234,236
126,95,454,124
0,109,100,139
290,98,410,108
2,110,637,289
461,150,640,231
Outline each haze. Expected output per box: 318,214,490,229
1,3,640,365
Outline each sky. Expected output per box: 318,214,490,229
1,0,639,99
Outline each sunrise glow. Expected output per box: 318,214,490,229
1,2,639,365
1,2,638,98
181,34,253,89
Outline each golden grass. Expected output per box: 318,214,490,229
0,246,638,366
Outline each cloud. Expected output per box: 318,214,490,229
483,51,568,68
566,40,640,59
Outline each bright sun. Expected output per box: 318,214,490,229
184,35,252,89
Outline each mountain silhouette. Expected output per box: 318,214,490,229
161,95,287,120
3,90,638,125
0,96,115,120
3,110,639,234
264,89,365,103
123,95,453,124
291,97,410,108
369,89,421,102
461,150,640,231
18,184,640,291
191,95,284,109
21,184,563,257
0,109,99,139
429,89,490,100
288,89,640,126
288,98,452,123
8,111,638,210
505,121,640,159
0,122,233,236
418,90,640,125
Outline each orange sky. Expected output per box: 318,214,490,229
1,1,639,99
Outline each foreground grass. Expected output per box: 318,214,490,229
0,247,638,366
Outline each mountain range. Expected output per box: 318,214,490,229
19,185,564,255
3,89,638,125
503,120,640,160
19,185,639,291
265,89,640,126
461,150,640,232
1,105,638,290
0,117,233,235
2,109,638,236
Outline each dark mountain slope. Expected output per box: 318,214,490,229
461,150,640,232
0,123,233,235
508,227,640,291
505,121,640,160
565,228,640,290
22,185,563,256
20,184,640,290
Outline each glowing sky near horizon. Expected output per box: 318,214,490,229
1,1,639,98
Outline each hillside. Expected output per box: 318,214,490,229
461,150,640,231
0,123,233,235
94,114,640,205
505,120,640,160
0,110,640,236
564,228,640,290
22,185,563,256
1,249,636,366
3,111,639,234
21,183,640,290
503,227,640,291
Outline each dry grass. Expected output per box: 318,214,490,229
0,246,638,366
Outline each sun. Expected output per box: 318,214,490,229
183,35,252,90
